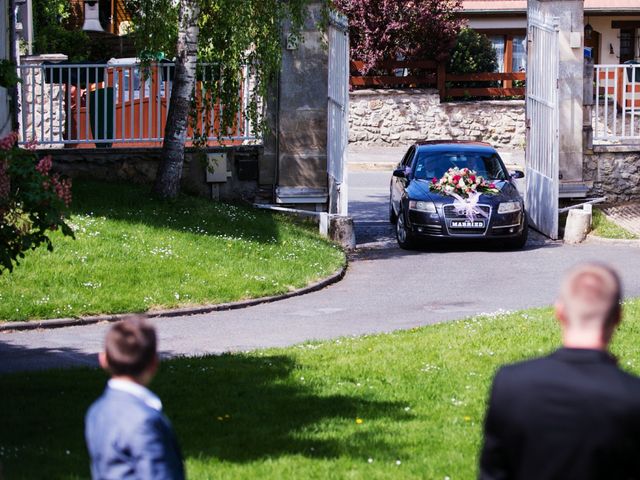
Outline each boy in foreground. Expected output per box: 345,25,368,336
85,316,185,479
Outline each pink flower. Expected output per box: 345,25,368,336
36,156,53,175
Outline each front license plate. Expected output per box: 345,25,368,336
450,220,484,228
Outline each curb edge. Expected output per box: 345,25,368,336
0,263,348,333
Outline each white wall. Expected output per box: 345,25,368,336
467,16,527,30
0,0,11,135
585,16,640,64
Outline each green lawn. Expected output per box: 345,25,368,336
591,209,638,239
2,300,640,479
0,181,345,322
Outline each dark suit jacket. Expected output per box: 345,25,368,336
480,348,640,480
85,387,185,480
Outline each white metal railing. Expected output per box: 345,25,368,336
593,63,640,143
17,61,258,148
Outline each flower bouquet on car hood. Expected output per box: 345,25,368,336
429,167,499,221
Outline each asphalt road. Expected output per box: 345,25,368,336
2,171,640,373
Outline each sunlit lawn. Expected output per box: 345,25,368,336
1,300,639,479
592,209,638,239
0,180,345,321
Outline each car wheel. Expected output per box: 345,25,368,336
396,207,416,250
505,224,528,249
389,200,398,224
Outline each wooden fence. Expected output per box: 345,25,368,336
349,60,526,100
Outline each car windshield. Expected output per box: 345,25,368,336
413,151,508,181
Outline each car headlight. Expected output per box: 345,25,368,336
409,200,437,213
498,201,522,214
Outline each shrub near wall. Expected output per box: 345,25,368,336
349,89,525,149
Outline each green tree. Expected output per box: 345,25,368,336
447,28,498,74
32,0,90,61
126,0,310,198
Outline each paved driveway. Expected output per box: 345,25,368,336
2,171,640,373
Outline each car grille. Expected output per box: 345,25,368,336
448,227,486,235
443,204,491,219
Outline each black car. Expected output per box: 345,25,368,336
389,141,527,249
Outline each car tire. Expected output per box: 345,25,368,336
389,201,398,224
396,207,416,250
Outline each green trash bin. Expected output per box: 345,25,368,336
89,87,115,148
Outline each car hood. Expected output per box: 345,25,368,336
408,179,521,205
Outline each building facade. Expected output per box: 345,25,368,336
462,0,640,68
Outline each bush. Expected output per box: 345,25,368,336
32,0,90,61
0,132,74,273
334,0,463,73
447,28,498,74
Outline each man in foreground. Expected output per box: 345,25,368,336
480,263,640,480
85,316,185,479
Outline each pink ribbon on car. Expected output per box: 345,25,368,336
450,192,489,222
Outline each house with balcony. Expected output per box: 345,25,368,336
9,0,347,213
462,0,640,71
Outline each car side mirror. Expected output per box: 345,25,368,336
392,168,406,178
510,170,525,179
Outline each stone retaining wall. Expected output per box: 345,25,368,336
349,89,525,149
584,146,640,203
45,146,262,202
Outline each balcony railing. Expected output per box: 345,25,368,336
17,61,258,148
593,63,640,143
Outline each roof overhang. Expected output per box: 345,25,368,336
462,0,640,15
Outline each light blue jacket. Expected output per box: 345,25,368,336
85,386,185,480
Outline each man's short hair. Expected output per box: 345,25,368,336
104,316,157,377
560,263,622,329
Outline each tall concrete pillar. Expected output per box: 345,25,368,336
262,2,329,208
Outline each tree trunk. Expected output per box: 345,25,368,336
152,0,199,198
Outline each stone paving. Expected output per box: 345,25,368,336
603,203,640,236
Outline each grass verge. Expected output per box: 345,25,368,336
0,180,345,322
591,209,638,240
1,300,639,479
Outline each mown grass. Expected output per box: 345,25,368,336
0,181,345,322
2,300,639,479
591,209,638,239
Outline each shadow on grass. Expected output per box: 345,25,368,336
0,338,99,374
163,354,408,463
0,351,409,478
67,180,288,245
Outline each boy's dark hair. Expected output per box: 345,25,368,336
104,316,157,377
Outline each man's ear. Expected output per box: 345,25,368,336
555,301,567,326
98,351,109,371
